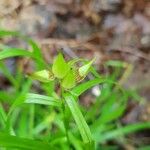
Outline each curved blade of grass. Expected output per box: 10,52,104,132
0,103,7,127
0,46,46,68
0,132,54,150
0,29,47,69
92,93,126,128
71,78,106,97
64,93,94,149
68,132,83,150
0,30,20,37
28,40,47,69
90,66,102,78
0,30,40,58
71,78,126,103
0,61,18,88
0,47,33,60
8,79,32,117
28,40,42,60
25,93,61,107
95,122,150,142
92,106,125,131
33,112,56,135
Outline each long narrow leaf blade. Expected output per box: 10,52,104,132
0,48,33,60
71,78,106,96
28,40,46,69
0,132,54,150
0,30,20,37
64,93,94,149
95,122,150,142
0,29,46,69
25,93,61,107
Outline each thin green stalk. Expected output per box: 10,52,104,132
29,105,35,138
61,87,70,147
0,103,7,127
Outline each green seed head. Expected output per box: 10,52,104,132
29,69,54,83
78,59,95,78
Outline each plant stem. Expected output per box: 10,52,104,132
29,104,35,137
0,103,7,128
61,86,70,147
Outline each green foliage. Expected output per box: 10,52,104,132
30,52,94,90
52,53,70,79
0,132,54,150
78,58,95,77
25,93,61,107
29,69,55,83
62,70,76,89
64,93,93,145
0,29,149,150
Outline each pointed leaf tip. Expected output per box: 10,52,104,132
79,58,95,77
52,53,70,79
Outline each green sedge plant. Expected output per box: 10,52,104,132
0,29,150,150
29,52,95,149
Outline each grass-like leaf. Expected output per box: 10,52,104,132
25,93,61,107
92,94,126,127
0,46,46,68
0,132,54,150
71,78,106,97
27,40,47,69
0,47,33,60
64,93,94,149
0,30,20,37
8,80,32,115
0,103,7,127
0,29,47,69
95,122,150,142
